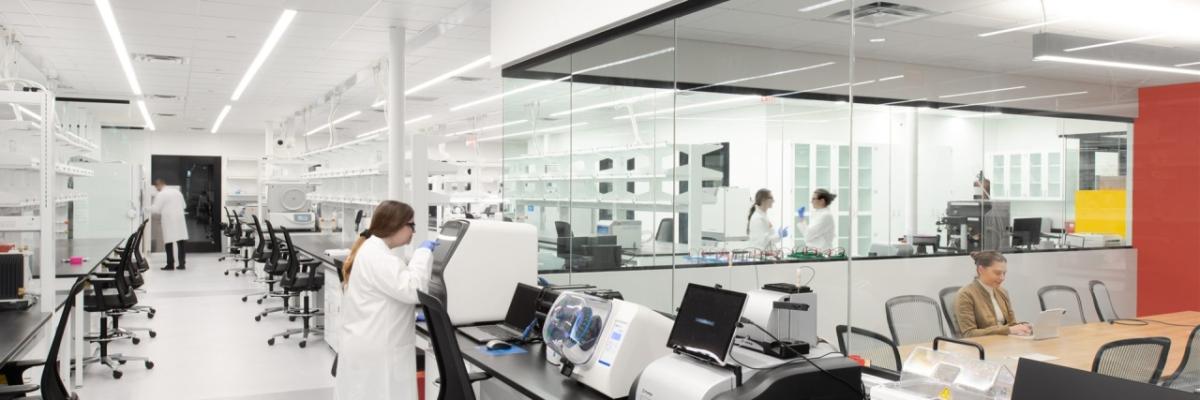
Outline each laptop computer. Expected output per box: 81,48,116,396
460,282,542,343
1012,308,1066,340
667,283,748,366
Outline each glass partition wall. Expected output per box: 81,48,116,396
501,0,1142,370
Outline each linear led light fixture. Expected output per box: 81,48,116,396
451,48,674,112
615,95,758,120
136,100,156,131
880,97,928,106
1034,55,1200,77
15,105,42,122
1064,34,1168,53
478,122,589,142
549,91,671,117
373,56,492,108
95,0,143,96
352,115,435,139
1175,61,1200,68
687,61,836,92
799,0,846,12
938,85,1025,99
231,10,297,101
304,110,362,136
877,75,905,82
978,18,1073,38
210,105,232,133
941,90,1088,110
447,119,528,136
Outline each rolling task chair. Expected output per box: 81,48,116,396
254,220,311,322
84,237,156,379
266,227,325,348
836,324,902,374
419,291,491,400
1037,285,1087,325
99,226,158,340
0,277,86,400
242,215,278,304
221,208,256,277
884,295,947,346
938,286,962,338
1093,337,1171,384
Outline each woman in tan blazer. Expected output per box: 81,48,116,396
955,251,1032,338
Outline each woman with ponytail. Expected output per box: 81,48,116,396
335,200,437,400
747,189,787,249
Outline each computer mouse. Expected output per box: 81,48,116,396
485,340,512,351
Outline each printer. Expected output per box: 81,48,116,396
543,291,672,398
427,219,538,326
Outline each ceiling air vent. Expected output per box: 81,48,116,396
132,53,188,65
824,2,941,28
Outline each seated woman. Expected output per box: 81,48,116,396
955,251,1032,337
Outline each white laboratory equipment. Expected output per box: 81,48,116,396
596,220,642,250
427,219,538,326
635,354,737,400
738,286,818,353
871,346,1015,400
265,183,316,231
542,291,673,398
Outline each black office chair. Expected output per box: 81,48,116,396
933,336,985,360
885,295,947,346
222,209,256,277
1163,325,1200,392
84,238,155,379
1089,280,1121,323
1037,285,1087,325
254,220,313,322
99,224,158,339
1093,337,1171,384
938,286,962,338
418,291,490,400
266,227,325,348
242,215,278,304
836,324,901,374
0,277,86,400
554,221,573,258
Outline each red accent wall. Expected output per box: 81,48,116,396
1134,82,1200,315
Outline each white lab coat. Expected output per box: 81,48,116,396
747,209,780,250
799,207,836,251
150,187,188,243
335,236,432,400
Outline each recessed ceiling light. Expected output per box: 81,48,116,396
869,38,886,43
978,18,1073,37
230,9,297,101
941,90,1088,110
798,0,846,13
938,85,1025,99
211,105,231,134
1063,34,1168,53
304,110,362,136
1035,55,1200,77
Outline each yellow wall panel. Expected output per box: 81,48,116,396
1075,190,1127,238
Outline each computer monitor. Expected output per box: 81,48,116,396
1012,358,1192,400
668,284,747,364
1012,218,1043,246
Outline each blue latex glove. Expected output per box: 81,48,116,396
797,206,807,219
779,227,790,238
419,240,438,251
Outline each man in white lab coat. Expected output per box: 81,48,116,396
152,178,189,270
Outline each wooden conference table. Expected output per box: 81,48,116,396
902,311,1200,372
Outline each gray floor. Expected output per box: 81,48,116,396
72,252,335,400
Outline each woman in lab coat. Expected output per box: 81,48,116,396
747,189,787,250
798,189,837,252
335,200,437,400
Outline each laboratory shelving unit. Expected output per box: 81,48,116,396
223,156,262,211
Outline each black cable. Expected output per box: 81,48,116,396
740,320,866,398
1139,319,1195,328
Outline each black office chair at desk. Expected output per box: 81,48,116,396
266,227,325,349
242,215,278,304
84,237,155,379
254,221,311,322
418,291,491,400
221,208,256,277
99,223,158,338
0,277,86,400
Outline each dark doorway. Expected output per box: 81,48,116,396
151,155,222,253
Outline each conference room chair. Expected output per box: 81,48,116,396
266,227,325,348
836,325,902,374
418,291,491,400
1163,325,1200,392
938,286,962,338
0,277,85,400
1092,337,1171,384
1036,285,1087,325
933,336,985,361
1089,280,1121,323
885,295,947,346
85,242,156,379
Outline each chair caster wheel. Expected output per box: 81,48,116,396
148,312,156,319
118,360,127,365
241,297,248,302
149,331,158,338
268,338,275,346
224,271,229,276
283,334,290,339
256,299,263,305
113,370,123,379
132,338,141,345
299,341,307,349
234,273,240,277
288,316,296,322
254,315,262,322
146,361,155,369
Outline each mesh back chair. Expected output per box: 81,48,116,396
1093,337,1171,384
243,215,280,304
1037,285,1087,325
885,295,947,346
836,325,901,374
939,286,962,338
0,277,86,400
1089,280,1121,323
266,227,325,349
84,243,155,379
222,210,256,277
1164,326,1200,392
255,220,300,321
418,291,490,400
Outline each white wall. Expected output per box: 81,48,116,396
102,130,266,203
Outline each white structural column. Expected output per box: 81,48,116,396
38,93,55,314
387,26,406,199
907,110,918,236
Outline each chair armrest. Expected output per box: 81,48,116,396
2,358,45,383
435,372,491,386
0,384,39,396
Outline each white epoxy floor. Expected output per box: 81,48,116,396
72,252,335,400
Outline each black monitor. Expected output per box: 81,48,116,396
1012,218,1043,246
1012,358,1192,400
668,284,747,364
